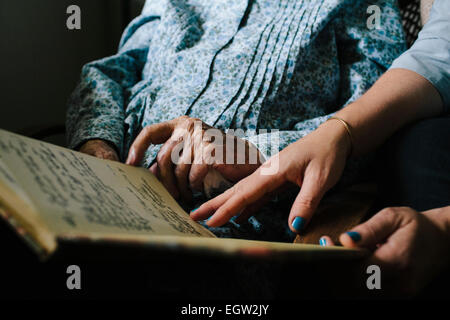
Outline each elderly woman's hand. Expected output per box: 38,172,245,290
79,139,119,161
190,119,351,232
126,116,262,202
320,206,450,296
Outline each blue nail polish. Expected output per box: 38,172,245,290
190,207,199,214
346,231,361,242
319,237,327,246
292,217,306,232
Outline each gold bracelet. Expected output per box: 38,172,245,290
327,116,354,157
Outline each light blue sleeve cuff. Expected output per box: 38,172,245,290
390,40,450,113
389,0,450,113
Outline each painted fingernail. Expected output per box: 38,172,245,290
319,237,327,246
346,231,361,242
292,217,306,232
190,207,199,214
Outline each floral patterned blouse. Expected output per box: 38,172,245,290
66,0,406,241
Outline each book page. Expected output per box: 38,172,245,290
0,155,35,209
0,130,214,239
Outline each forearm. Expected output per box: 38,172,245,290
244,114,332,159
336,68,443,156
66,52,144,155
66,93,125,153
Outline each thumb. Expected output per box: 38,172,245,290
339,208,403,248
288,170,325,233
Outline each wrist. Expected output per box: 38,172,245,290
87,139,117,150
79,138,119,157
318,119,353,158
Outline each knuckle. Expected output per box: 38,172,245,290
174,167,181,179
231,183,243,195
142,125,152,135
399,206,419,219
379,207,398,217
379,206,417,225
188,174,200,190
104,151,116,159
297,196,317,209
174,165,186,180
186,121,195,132
156,149,171,165
187,118,200,131
79,145,91,154
177,115,190,123
171,133,184,144
86,140,98,147
156,151,164,164
201,204,214,215
228,185,239,197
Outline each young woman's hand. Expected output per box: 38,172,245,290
126,116,262,202
79,139,119,161
320,206,450,296
190,120,352,233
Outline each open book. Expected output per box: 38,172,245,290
0,129,364,260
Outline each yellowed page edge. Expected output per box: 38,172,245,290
0,188,57,256
57,232,367,259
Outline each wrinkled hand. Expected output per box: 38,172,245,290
126,116,262,202
321,206,450,296
79,139,119,161
190,120,351,232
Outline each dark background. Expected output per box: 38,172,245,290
0,0,145,145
